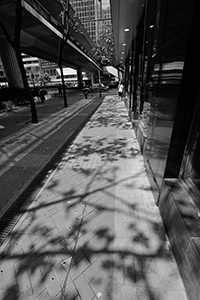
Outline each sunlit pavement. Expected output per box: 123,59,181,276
0,94,103,219
0,95,188,300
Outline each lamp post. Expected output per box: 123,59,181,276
98,69,101,97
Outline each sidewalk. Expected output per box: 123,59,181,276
0,95,188,300
0,93,103,222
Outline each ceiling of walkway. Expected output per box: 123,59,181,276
110,0,145,66
0,0,100,72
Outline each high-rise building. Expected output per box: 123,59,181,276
70,0,111,44
22,54,40,71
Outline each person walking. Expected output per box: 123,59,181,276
118,82,124,100
82,86,90,99
58,84,63,98
39,89,46,103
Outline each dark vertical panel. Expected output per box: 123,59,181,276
165,0,200,178
143,0,196,193
77,66,83,88
144,0,170,191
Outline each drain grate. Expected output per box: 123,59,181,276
0,158,61,247
0,212,22,246
0,185,42,247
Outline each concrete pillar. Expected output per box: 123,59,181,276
77,67,84,88
91,72,95,85
0,37,24,88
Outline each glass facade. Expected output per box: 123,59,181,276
122,1,200,297
125,0,197,195
118,1,200,298
70,0,96,42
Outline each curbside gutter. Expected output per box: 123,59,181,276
0,96,103,245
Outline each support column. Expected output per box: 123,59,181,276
77,67,83,88
0,37,24,88
91,73,95,85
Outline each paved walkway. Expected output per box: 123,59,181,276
0,93,102,220
0,95,188,300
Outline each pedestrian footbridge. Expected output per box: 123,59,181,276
0,0,100,73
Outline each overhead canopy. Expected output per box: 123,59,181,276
103,66,118,78
110,0,145,66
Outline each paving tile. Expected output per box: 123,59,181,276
32,290,51,300
77,230,95,248
163,289,188,300
69,259,91,281
18,294,35,300
112,283,137,300
136,286,152,300
89,269,113,300
74,273,95,300
0,96,188,300
19,235,34,255
63,277,79,300
1,265,16,291
53,217,68,232
29,266,46,297
15,267,32,294
43,268,62,298
84,257,103,283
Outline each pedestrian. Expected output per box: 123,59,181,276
118,82,124,100
39,89,46,103
82,86,90,99
58,84,62,98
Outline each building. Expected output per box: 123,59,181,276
22,55,58,77
110,1,200,299
51,67,89,86
38,59,57,77
70,0,111,44
21,54,40,71
70,0,116,84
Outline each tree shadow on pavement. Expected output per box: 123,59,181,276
0,97,180,300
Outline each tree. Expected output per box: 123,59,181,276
0,0,38,123
91,25,116,68
38,72,51,86
57,0,70,108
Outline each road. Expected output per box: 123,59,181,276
0,88,110,140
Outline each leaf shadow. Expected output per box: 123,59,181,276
0,101,175,300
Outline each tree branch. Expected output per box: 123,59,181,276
14,0,22,47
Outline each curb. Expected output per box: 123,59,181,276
0,96,103,245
